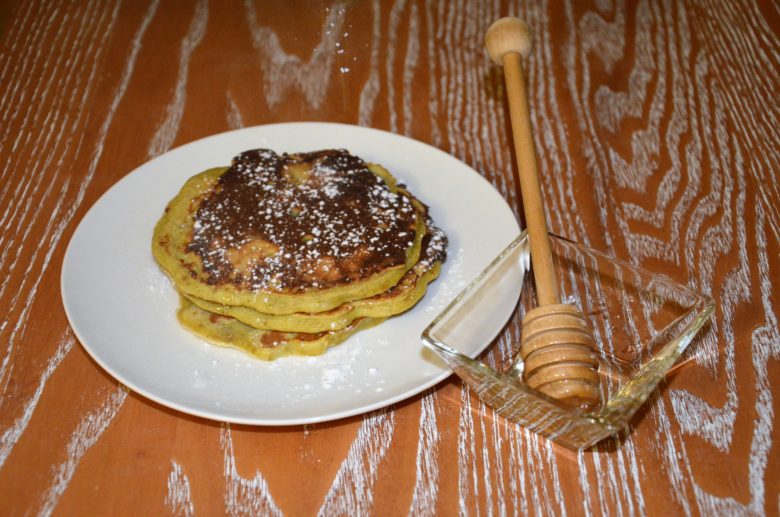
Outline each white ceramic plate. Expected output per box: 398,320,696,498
61,123,521,425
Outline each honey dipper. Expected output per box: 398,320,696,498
485,17,601,408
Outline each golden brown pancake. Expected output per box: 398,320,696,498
152,150,426,315
177,296,384,360
183,224,447,332
153,148,448,360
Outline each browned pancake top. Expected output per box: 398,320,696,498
187,149,418,292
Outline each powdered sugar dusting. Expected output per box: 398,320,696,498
188,149,419,293
415,224,447,273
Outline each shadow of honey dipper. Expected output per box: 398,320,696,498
485,17,601,409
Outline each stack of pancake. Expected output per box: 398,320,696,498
152,148,447,360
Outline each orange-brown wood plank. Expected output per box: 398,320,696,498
0,0,778,515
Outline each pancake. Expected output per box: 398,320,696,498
153,149,426,315
154,147,448,360
183,224,447,333
177,296,384,360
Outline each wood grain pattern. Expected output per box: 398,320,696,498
0,0,778,515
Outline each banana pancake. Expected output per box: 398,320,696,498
183,224,448,333
177,296,384,360
153,149,426,315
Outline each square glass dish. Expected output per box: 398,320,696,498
422,232,714,450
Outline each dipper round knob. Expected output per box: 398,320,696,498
520,304,600,408
485,17,531,64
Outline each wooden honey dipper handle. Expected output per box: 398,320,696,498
485,18,601,408
485,18,557,307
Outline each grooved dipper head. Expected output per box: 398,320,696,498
520,303,601,409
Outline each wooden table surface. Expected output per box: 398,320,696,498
1,0,778,515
